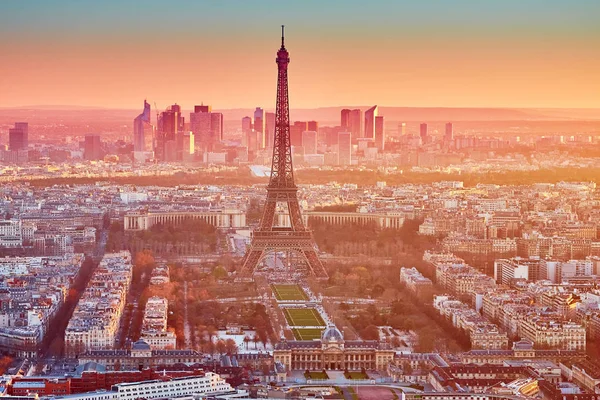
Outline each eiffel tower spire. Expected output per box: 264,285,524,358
239,27,328,281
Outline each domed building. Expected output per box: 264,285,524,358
273,325,394,372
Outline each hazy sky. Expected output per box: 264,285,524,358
1,0,599,109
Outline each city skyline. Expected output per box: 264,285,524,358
1,0,599,109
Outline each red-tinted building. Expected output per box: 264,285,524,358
7,369,206,397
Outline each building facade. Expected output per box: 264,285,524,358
273,327,394,372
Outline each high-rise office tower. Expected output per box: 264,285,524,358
420,123,428,144
375,115,385,150
133,100,152,152
265,112,276,149
341,109,351,129
168,104,184,132
8,122,28,151
190,105,222,153
290,121,308,147
349,109,362,139
190,110,211,144
84,135,102,161
302,131,317,154
398,122,406,136
182,132,195,162
445,122,453,142
195,105,211,113
253,107,265,148
338,132,352,166
156,104,181,161
364,105,378,139
324,127,341,147
307,121,318,132
211,113,223,142
14,122,28,148
242,116,253,134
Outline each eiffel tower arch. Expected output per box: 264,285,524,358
239,26,328,281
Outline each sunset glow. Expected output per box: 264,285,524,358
1,0,599,109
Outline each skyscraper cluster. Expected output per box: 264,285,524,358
148,103,224,162
243,107,276,156
1,122,29,163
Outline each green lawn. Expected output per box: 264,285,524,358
344,371,370,380
284,308,326,327
293,328,324,340
271,284,308,301
304,371,329,380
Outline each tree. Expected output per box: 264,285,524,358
371,284,385,298
212,266,228,280
257,327,269,349
215,339,227,355
360,325,380,341
0,355,13,375
225,338,238,355
206,326,217,344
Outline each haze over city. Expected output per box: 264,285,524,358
2,2,600,400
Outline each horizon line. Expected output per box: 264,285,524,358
2,104,600,111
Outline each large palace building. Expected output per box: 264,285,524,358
273,327,394,372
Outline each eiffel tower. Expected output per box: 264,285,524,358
239,26,328,281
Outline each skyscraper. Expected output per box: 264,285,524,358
445,122,453,142
195,105,211,113
265,112,276,149
242,116,253,134
133,100,152,152
302,131,317,154
420,123,428,145
375,115,385,150
290,121,307,147
14,122,28,149
253,107,265,148
190,110,211,145
190,105,222,152
182,132,195,162
364,105,378,139
307,121,318,132
8,122,28,151
341,109,351,129
338,132,352,166
211,113,223,142
156,104,181,161
349,109,362,139
84,135,102,161
398,122,406,136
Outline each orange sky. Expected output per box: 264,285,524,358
1,1,599,109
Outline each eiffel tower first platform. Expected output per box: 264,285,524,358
239,26,328,281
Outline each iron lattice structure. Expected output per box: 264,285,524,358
239,27,328,280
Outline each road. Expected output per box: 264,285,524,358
183,281,191,346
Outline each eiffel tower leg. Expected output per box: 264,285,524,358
287,196,305,231
260,191,278,230
300,248,328,280
240,248,264,279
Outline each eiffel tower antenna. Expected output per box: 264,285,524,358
239,26,327,281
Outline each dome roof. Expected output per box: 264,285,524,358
321,326,343,342
131,340,151,351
